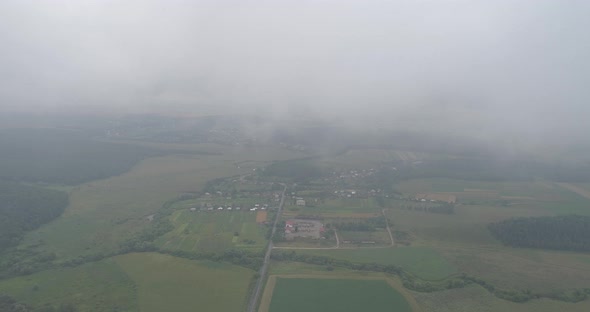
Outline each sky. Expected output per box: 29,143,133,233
0,0,588,139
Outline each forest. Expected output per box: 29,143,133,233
488,215,590,252
0,128,162,185
0,293,76,312
0,182,69,254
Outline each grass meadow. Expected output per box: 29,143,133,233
0,257,137,312
0,252,257,312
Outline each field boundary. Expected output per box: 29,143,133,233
258,274,422,312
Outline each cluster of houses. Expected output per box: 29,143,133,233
333,188,385,198
189,202,272,212
334,189,358,198
335,168,377,179
414,193,457,204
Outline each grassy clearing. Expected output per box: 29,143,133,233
0,258,136,312
115,252,254,312
295,247,456,280
156,209,267,253
267,277,413,312
412,284,590,312
338,230,392,246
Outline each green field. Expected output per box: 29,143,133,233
115,253,254,312
0,252,256,312
297,247,456,280
338,229,392,246
0,258,137,312
156,209,267,252
268,278,413,312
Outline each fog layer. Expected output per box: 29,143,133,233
0,0,588,139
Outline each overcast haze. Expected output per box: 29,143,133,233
0,0,589,139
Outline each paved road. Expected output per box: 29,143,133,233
246,183,287,312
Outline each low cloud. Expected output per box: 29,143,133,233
0,0,588,140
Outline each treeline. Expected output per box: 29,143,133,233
0,182,68,254
0,294,76,312
271,250,590,303
0,128,162,185
488,215,590,252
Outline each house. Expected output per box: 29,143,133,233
217,207,223,210
189,207,197,212
227,207,232,211
296,199,306,206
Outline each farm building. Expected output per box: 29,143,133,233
284,219,323,240
296,199,306,206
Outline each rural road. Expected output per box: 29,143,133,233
383,209,395,247
246,183,287,312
